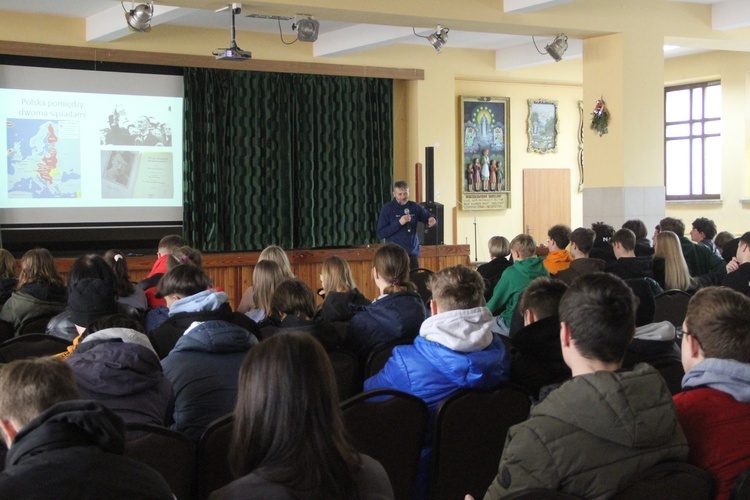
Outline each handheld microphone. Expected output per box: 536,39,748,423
404,208,411,232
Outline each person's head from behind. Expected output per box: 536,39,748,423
103,249,134,297
488,236,510,260
259,245,293,280
67,254,116,291
18,248,64,290
373,243,415,295
622,219,648,241
519,277,568,326
659,217,685,238
655,231,692,291
591,221,615,244
392,180,410,206
428,265,485,314
157,264,212,308
559,273,636,372
682,287,750,372
690,217,717,243
714,231,736,254
568,228,595,258
509,234,536,262
0,358,79,447
230,332,358,496
166,246,204,271
610,228,636,259
270,279,316,321
157,234,185,258
0,249,16,280
252,260,287,317
68,278,118,333
321,256,357,296
547,224,571,251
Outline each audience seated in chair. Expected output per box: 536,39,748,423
147,264,257,359
543,224,573,275
0,358,173,498
66,314,173,426
483,273,688,499
555,227,605,285
237,245,294,314
259,278,342,350
476,236,512,303
345,244,426,362
315,255,371,322
0,249,18,308
674,287,750,500
659,217,726,277
622,219,654,257
487,234,549,336
0,248,65,336
589,221,617,265
46,254,119,341
137,234,185,309
104,249,148,312
240,260,287,324
653,231,699,294
209,332,393,499
690,217,723,258
508,277,571,400
606,228,655,281
723,231,750,297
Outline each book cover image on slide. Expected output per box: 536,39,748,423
101,150,174,199
7,119,81,199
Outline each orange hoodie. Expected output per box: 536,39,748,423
544,249,573,275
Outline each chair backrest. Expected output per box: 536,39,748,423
18,315,55,335
0,334,71,363
196,413,235,500
327,348,359,401
653,290,692,328
341,389,429,500
731,466,750,500
409,267,434,309
124,423,195,500
364,337,413,379
430,383,532,500
611,461,713,499
648,356,685,396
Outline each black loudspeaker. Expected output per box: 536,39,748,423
418,201,444,246
425,146,435,202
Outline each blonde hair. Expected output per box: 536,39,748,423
259,245,293,280
373,244,415,295
488,236,510,260
321,256,357,296
252,260,288,317
0,249,16,280
17,248,64,290
510,234,537,259
655,231,693,291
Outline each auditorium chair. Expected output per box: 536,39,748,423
364,337,413,379
327,348,359,400
0,334,71,363
409,267,434,310
429,383,532,500
341,389,428,500
731,466,750,500
653,290,692,328
124,423,195,500
196,413,234,500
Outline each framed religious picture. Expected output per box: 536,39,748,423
460,96,510,210
527,99,559,154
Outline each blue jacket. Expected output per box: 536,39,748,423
364,307,510,412
377,199,436,256
161,320,257,441
345,291,426,359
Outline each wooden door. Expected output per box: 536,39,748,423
523,169,571,245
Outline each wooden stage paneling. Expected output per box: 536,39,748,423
54,245,470,310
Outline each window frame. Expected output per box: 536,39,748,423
663,80,721,201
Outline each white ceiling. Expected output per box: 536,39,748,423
1,0,744,69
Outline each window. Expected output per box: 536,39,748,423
664,81,721,200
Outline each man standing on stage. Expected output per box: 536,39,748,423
377,180,437,270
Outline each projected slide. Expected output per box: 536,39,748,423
2,88,182,211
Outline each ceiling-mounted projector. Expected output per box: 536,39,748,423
213,3,252,61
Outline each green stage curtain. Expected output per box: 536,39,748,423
183,68,392,251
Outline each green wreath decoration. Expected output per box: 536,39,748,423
590,98,610,137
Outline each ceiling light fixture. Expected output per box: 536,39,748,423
532,33,569,62
122,1,154,32
413,25,450,53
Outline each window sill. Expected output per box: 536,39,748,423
666,199,723,205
